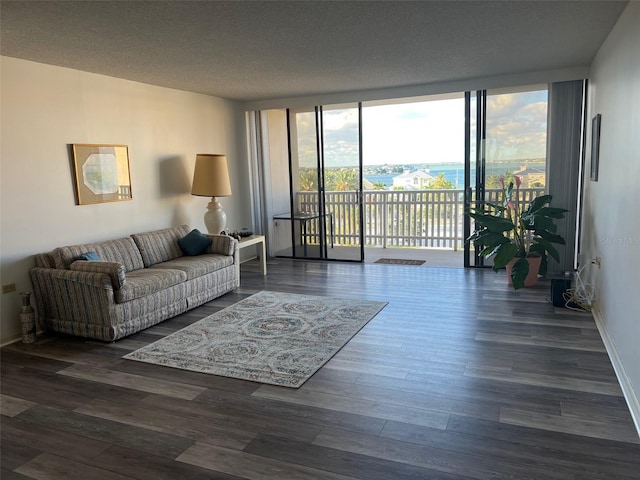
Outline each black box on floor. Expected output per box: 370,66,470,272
551,278,572,307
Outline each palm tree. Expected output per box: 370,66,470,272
299,169,317,191
328,168,358,191
427,173,455,189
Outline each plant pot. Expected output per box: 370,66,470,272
506,255,542,287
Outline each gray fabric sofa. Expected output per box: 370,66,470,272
30,225,239,341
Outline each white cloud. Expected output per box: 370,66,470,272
362,98,466,165
293,89,547,167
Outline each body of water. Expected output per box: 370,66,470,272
364,162,542,190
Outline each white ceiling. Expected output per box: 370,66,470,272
0,1,628,102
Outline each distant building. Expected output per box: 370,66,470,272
514,166,545,187
392,169,434,190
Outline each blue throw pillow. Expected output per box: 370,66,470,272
178,229,212,256
76,251,101,261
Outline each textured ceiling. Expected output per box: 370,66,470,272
0,1,628,102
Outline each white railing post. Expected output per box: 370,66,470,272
453,190,459,251
382,192,388,248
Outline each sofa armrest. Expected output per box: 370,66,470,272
70,260,126,290
30,267,118,329
205,234,237,257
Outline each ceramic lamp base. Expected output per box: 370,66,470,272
204,197,227,235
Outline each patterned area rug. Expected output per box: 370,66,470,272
374,258,425,265
124,291,387,388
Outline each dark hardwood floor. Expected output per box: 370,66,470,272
2,258,639,479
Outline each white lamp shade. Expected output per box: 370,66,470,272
191,154,232,197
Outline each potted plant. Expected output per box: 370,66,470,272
466,176,568,290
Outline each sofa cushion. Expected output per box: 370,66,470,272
131,225,190,267
115,268,187,303
151,254,234,280
178,229,212,256
54,237,145,272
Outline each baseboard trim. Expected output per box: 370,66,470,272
1,328,46,348
592,305,640,438
1,335,23,347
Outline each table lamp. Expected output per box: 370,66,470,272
191,154,232,234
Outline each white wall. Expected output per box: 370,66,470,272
583,3,640,429
0,57,250,343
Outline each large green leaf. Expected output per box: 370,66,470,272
510,257,530,290
529,245,548,275
477,241,507,255
535,207,568,219
527,216,556,233
539,257,548,276
528,243,546,256
537,230,566,245
493,243,518,269
527,195,553,213
479,234,514,258
472,231,511,248
533,238,560,262
481,244,503,258
468,213,515,232
465,228,484,242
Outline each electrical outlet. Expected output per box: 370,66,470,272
2,283,16,294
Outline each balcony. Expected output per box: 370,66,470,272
293,188,545,263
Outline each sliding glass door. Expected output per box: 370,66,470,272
465,86,549,267
283,108,322,258
321,104,363,261
282,103,364,261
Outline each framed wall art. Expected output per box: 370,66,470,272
71,144,132,205
590,114,601,181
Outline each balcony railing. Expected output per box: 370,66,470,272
296,188,545,250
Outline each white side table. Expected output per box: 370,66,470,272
236,235,267,275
